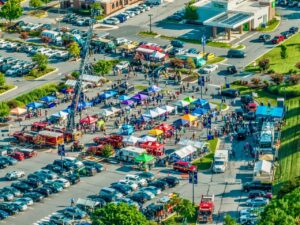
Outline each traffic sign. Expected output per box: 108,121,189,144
198,76,205,87
189,171,198,184
58,144,65,156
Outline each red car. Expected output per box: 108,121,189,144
173,161,197,173
248,190,272,199
271,35,284,44
9,152,25,161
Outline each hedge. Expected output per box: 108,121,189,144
267,84,300,98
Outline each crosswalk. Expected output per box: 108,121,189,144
33,212,56,225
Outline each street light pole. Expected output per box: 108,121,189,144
148,14,153,33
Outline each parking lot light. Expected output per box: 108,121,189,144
148,14,153,33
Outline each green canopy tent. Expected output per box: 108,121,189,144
183,96,197,103
134,153,155,171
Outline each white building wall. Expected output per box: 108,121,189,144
252,7,269,28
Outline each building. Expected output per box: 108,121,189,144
194,0,275,40
64,0,140,15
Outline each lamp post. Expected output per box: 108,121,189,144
148,14,153,33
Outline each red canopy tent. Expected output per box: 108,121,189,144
80,116,97,125
139,44,164,53
154,123,174,133
139,141,164,156
31,122,49,132
66,87,74,93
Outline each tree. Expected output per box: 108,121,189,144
295,62,300,70
289,75,300,85
271,73,284,84
174,198,196,221
32,53,48,71
20,32,29,39
0,0,23,25
258,58,270,72
93,60,113,75
0,103,10,117
68,42,80,59
101,144,114,158
90,2,103,16
184,5,199,20
0,73,6,86
224,214,238,225
91,203,149,225
280,45,287,59
186,57,196,72
29,0,43,8
171,58,184,68
251,77,261,86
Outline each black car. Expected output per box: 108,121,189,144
258,34,271,42
28,174,48,184
0,203,19,215
23,192,44,202
83,161,103,173
281,31,292,39
43,164,66,175
43,182,63,193
53,160,76,171
130,192,150,203
227,65,237,74
35,187,53,197
161,176,180,187
148,180,168,191
23,178,43,188
240,95,253,104
110,183,132,195
289,26,298,34
221,89,240,98
0,209,9,220
0,160,9,169
136,172,155,182
227,49,246,58
11,181,34,193
243,181,272,192
64,174,80,185
1,187,22,197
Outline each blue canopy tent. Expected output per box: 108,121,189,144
173,119,188,128
191,99,210,110
256,106,284,119
147,85,161,93
100,91,118,100
192,108,208,116
40,96,56,103
26,102,43,110
119,95,130,101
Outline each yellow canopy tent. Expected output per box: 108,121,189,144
148,129,163,136
118,43,137,51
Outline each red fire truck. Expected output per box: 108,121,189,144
197,195,214,223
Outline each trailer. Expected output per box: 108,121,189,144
197,195,214,223
34,130,64,147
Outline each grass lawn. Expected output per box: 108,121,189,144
24,67,55,80
206,56,225,65
246,32,300,74
256,18,280,32
0,84,14,94
210,101,228,110
192,138,219,170
138,31,158,38
28,10,48,18
134,85,148,91
275,97,300,186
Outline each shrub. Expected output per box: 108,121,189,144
171,58,185,68
289,75,300,85
271,73,284,84
267,69,275,74
101,144,114,158
0,102,9,117
20,32,28,39
251,77,261,86
263,80,269,87
295,62,300,70
258,58,270,72
288,69,297,74
7,100,25,108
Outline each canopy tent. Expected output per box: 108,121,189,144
80,116,97,124
147,85,161,93
148,129,163,136
118,43,137,51
99,91,117,99
26,102,43,109
256,106,284,119
97,119,105,127
173,100,189,107
123,135,140,145
10,107,27,116
150,51,166,60
134,153,154,163
192,108,208,116
153,107,166,116
254,160,272,175
100,109,113,117
81,74,104,83
40,96,56,103
61,87,75,94
183,96,197,104
138,135,157,143
259,154,274,162
161,105,175,113
119,95,130,101
51,111,69,118
132,94,148,101
106,106,121,114
170,145,197,161
181,114,198,122
77,101,93,110
142,110,159,119
173,119,188,127
65,80,89,88
154,123,174,133
178,139,207,149
191,98,211,109
121,100,135,105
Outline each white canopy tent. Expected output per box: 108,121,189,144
153,107,167,115
65,79,89,88
123,135,140,145
254,160,272,175
138,135,157,143
178,139,207,149
161,105,175,113
173,100,189,107
80,74,104,83
170,145,197,161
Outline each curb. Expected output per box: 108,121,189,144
197,138,221,172
0,85,18,96
33,68,59,81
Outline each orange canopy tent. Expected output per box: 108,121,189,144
181,114,197,122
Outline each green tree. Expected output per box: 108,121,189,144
186,57,196,72
174,198,196,221
0,0,23,25
184,5,198,20
32,53,48,71
271,73,284,85
258,58,270,72
90,2,103,16
0,73,6,86
101,144,114,158
91,203,149,225
0,103,9,117
224,214,238,225
29,0,43,8
68,42,81,59
93,60,113,75
280,45,287,59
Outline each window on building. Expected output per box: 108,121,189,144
112,3,115,8
120,0,122,5
116,1,119,7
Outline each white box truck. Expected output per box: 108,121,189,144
212,150,229,173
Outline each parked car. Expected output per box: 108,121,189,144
104,18,120,25
173,161,197,173
55,178,71,188
22,192,44,202
221,89,240,98
5,171,25,180
110,183,132,195
248,190,272,199
246,197,269,207
10,201,27,211
201,64,219,74
99,187,123,202
115,61,130,70
43,181,63,193
148,179,168,191
281,31,293,39
125,174,147,187
14,197,33,206
271,35,285,44
0,160,9,169
136,172,155,182
239,213,259,224
243,181,272,192
0,202,19,215
23,178,42,188
113,198,139,208
63,207,87,219
115,180,138,191
227,49,246,58
50,212,74,225
64,174,80,185
171,40,184,48
0,192,14,201
289,26,299,34
0,209,8,220
35,187,53,197
258,34,271,42
161,176,180,187
11,181,34,192
130,191,152,203
140,186,161,195
0,156,17,165
82,161,103,173
227,65,237,74
1,187,21,197
35,169,58,180
28,173,48,184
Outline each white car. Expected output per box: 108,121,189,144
125,11,136,17
125,174,147,187
55,178,71,188
201,64,219,74
5,171,25,180
115,37,129,45
115,61,130,70
104,18,120,25
64,157,84,168
246,197,269,207
239,213,259,224
13,201,28,211
118,180,139,190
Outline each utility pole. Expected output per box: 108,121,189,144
192,172,195,205
148,14,153,33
